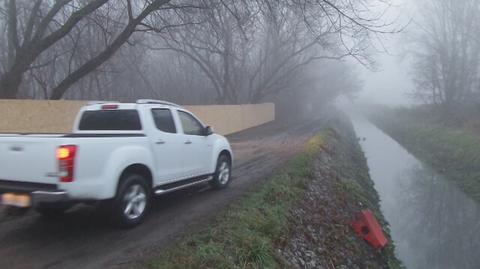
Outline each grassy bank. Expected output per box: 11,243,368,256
151,135,324,269
371,108,480,203
149,119,401,268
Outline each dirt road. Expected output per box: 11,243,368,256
0,117,324,269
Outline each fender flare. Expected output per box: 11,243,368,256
210,138,233,172
102,146,155,198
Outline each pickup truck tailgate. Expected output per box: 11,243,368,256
0,135,60,184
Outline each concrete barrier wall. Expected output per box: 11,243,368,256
0,100,274,135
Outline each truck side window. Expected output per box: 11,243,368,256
178,111,204,136
151,109,177,133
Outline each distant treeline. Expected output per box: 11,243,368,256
409,0,480,117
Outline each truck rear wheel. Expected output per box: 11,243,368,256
111,174,150,228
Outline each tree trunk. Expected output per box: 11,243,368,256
0,69,25,99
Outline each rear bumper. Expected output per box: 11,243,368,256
0,179,71,207
0,179,58,193
31,191,70,206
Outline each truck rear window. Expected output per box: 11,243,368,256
79,110,142,130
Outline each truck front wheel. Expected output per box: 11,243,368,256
210,154,232,190
111,174,151,228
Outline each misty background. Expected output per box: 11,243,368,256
356,0,416,106
1,0,478,119
0,0,401,118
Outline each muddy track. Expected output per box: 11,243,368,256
0,117,324,269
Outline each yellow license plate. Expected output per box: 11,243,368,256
1,193,31,208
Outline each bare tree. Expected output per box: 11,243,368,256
0,0,176,99
144,0,396,104
411,0,480,113
0,0,397,103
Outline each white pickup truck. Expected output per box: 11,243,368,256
0,100,233,227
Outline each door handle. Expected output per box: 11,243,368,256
156,139,166,145
184,140,192,145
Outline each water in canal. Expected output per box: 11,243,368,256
351,116,480,269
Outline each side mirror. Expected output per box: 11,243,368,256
204,126,214,136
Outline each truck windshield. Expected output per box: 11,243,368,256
78,110,142,131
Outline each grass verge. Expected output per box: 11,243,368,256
149,135,324,269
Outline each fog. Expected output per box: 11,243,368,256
355,0,417,106
0,0,407,114
357,51,414,106
361,0,479,114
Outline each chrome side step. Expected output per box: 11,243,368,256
154,176,213,196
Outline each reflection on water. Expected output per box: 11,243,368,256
351,117,480,269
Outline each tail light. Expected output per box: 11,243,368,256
57,145,77,183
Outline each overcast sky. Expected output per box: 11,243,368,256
355,0,417,106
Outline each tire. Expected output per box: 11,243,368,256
35,203,72,218
110,174,150,228
210,154,232,190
